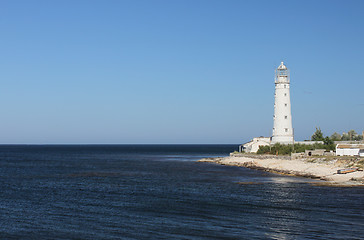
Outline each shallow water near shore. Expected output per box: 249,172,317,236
0,145,363,239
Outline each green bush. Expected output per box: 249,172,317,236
257,142,335,155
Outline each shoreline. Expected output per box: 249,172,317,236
198,155,364,186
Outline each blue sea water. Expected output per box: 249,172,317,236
0,145,363,239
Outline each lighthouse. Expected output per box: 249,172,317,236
271,62,294,144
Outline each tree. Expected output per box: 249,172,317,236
348,130,357,141
355,134,363,141
330,132,341,141
311,127,324,141
323,136,335,151
341,132,350,141
324,136,333,145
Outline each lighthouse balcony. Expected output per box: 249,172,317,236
275,79,289,84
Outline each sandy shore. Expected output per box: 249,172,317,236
198,155,364,186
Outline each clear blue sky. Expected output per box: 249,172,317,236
0,0,363,144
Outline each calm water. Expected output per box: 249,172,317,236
0,145,363,239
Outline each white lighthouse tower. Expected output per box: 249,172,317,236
271,62,294,144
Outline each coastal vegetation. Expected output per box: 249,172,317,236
256,142,334,155
256,128,362,155
330,130,363,141
312,127,363,141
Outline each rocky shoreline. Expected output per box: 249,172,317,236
198,155,364,186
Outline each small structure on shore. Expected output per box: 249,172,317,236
239,137,270,153
336,144,364,157
305,149,325,156
337,167,358,174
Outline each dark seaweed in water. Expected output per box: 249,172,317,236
0,145,363,239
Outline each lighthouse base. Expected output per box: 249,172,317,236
271,135,294,145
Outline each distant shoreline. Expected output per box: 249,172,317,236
198,154,364,186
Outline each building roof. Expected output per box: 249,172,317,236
336,144,364,149
277,61,287,70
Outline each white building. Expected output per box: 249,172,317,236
336,144,364,157
240,137,270,153
271,62,294,144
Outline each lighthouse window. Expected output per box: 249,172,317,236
285,116,287,119
285,103,287,107
284,93,287,96
284,85,286,88
285,128,288,132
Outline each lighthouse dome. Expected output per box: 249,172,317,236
277,62,287,70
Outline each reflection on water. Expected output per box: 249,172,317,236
262,181,307,240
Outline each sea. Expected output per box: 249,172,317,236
0,145,363,239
